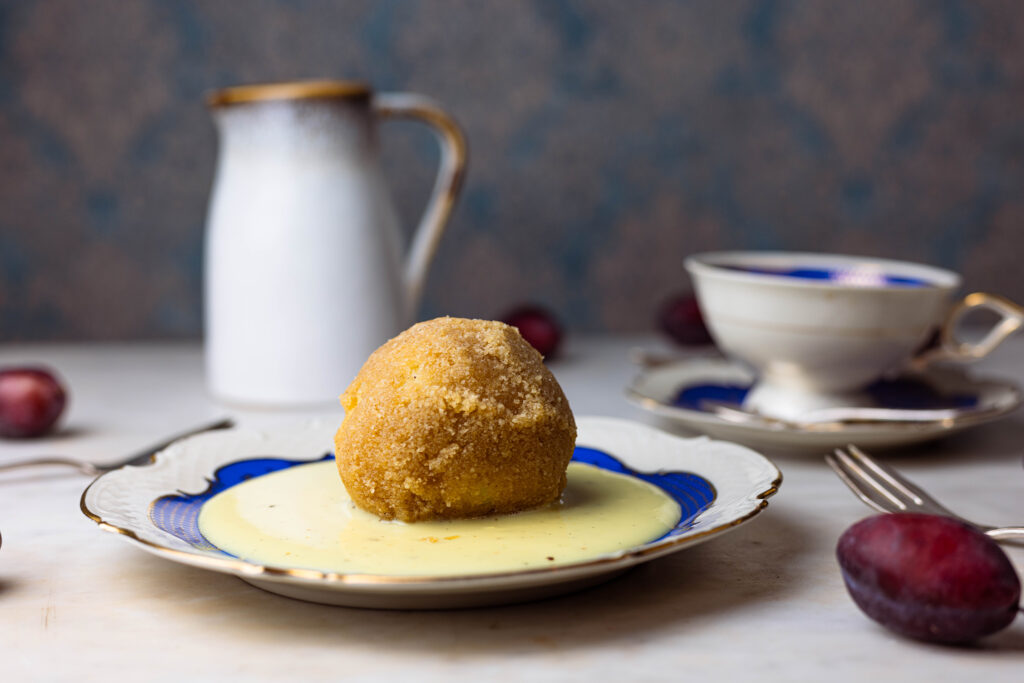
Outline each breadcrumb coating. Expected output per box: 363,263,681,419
334,317,577,522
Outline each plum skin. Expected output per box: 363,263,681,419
0,366,68,438
501,305,563,358
837,513,1021,643
657,293,713,346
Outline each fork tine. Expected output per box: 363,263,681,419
825,450,903,514
844,444,924,505
829,446,1004,534
825,452,889,513
845,444,955,515
835,448,912,510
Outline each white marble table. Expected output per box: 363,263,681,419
1,338,1023,681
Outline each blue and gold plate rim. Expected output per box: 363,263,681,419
81,417,781,588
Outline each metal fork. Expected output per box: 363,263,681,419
825,444,1024,542
0,417,235,476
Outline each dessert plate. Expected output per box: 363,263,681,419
80,417,780,609
627,357,1021,451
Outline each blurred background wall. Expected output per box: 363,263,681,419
1,0,1023,341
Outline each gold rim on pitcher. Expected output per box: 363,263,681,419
207,80,372,107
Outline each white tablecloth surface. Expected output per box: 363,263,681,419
1,337,1023,681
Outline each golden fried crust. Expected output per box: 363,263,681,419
334,317,577,522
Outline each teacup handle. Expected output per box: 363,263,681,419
912,292,1024,369
374,93,468,316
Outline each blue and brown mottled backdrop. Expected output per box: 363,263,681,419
1,0,1023,340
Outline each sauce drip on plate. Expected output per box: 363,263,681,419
197,461,681,576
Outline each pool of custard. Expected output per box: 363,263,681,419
196,461,682,576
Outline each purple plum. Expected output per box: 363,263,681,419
0,366,68,438
502,305,563,358
837,513,1020,643
657,293,713,346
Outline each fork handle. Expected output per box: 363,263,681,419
0,457,99,476
984,527,1024,543
0,418,235,477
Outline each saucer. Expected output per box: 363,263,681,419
81,417,780,609
627,357,1022,451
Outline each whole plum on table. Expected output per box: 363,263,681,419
657,293,713,346
0,366,68,438
837,513,1021,644
501,305,563,358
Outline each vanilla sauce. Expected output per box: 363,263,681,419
198,461,681,576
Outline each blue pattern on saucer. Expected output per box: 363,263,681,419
150,449,717,553
571,447,716,537
150,454,334,552
674,376,979,413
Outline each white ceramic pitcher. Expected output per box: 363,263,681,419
204,80,467,405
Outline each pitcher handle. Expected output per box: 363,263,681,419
374,93,468,314
911,292,1024,369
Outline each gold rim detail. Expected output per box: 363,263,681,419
625,366,1023,435
79,462,781,588
207,80,372,108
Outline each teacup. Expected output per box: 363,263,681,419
685,251,1024,420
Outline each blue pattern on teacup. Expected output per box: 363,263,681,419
150,449,718,554
718,264,933,288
